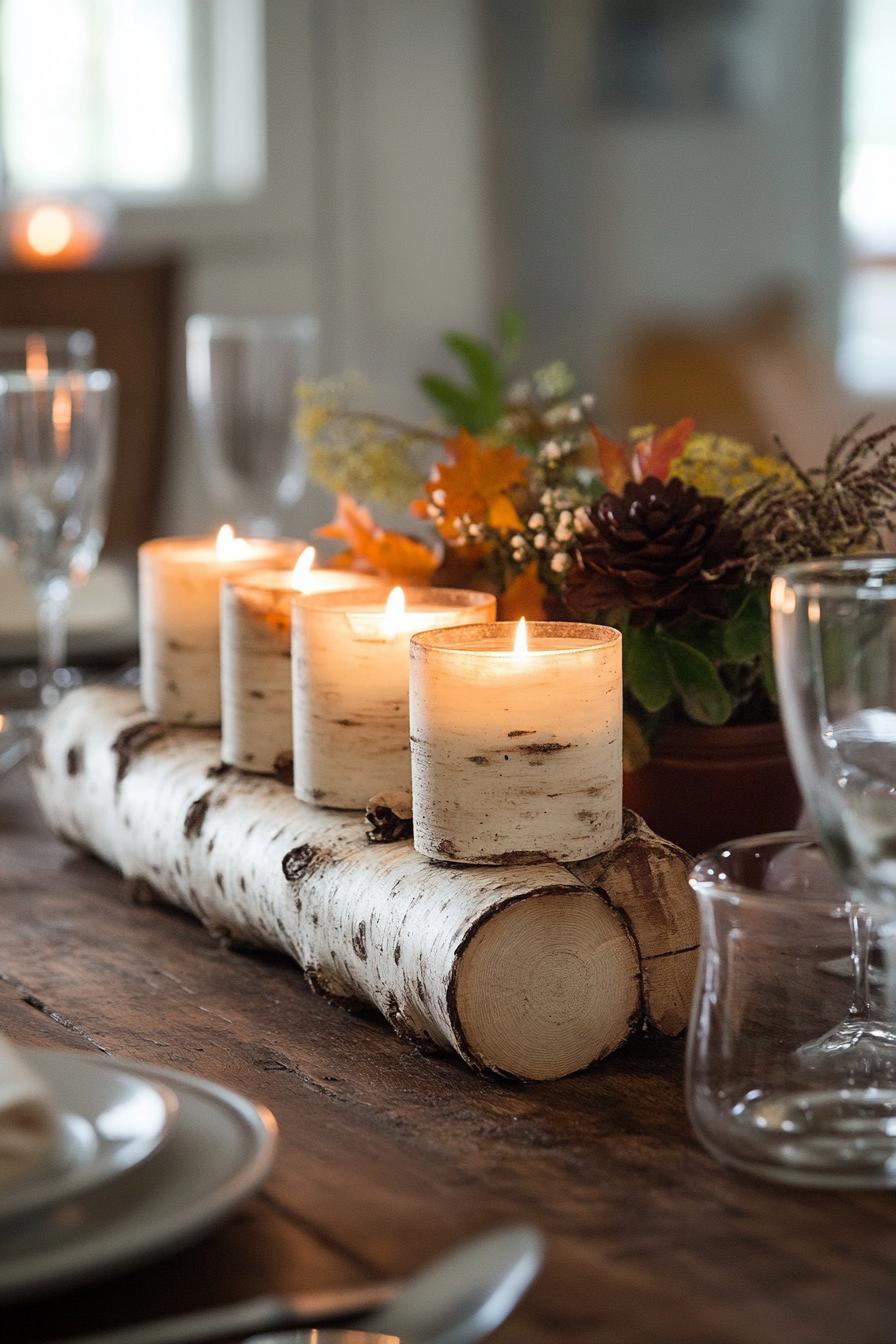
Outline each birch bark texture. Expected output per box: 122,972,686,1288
291,587,496,809
139,536,303,726
410,622,622,864
221,568,378,777
34,688,699,1081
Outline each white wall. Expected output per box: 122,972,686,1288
115,0,857,533
485,0,847,457
115,0,493,536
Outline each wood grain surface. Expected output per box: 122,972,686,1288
2,763,895,1344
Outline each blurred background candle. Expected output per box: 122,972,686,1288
139,527,303,726
6,198,112,269
292,585,495,809
221,548,378,778
410,619,622,864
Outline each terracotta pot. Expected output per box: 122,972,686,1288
622,719,802,858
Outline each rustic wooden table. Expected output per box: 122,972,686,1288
2,762,896,1344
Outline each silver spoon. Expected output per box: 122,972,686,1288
360,1223,544,1344
248,1334,399,1344
249,1225,544,1344
252,1335,399,1344
58,1224,544,1344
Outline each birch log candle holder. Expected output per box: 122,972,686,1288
221,551,379,778
139,528,303,726
291,585,496,809
410,620,622,864
34,687,699,1081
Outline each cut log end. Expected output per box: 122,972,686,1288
32,687,698,1081
452,889,640,1081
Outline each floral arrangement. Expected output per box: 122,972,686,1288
299,319,896,766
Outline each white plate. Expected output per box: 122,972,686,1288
0,558,138,663
0,1053,178,1223
0,1051,278,1303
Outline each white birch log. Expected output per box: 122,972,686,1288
33,687,699,1082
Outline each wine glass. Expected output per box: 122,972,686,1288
0,328,95,546
0,370,117,717
0,327,95,373
771,555,896,1062
185,314,319,537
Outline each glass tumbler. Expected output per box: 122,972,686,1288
687,832,896,1187
186,314,319,536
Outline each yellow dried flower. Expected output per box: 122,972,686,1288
297,377,430,509
669,433,798,500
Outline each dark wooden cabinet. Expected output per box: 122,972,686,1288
0,257,178,547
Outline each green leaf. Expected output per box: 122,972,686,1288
622,711,650,772
579,473,606,501
498,309,525,366
656,633,733,725
761,649,778,703
443,332,504,399
723,586,770,662
603,607,630,632
663,615,726,662
624,626,675,714
417,374,489,431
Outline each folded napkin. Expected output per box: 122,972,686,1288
0,1035,54,1188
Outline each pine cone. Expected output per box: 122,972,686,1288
365,790,414,844
565,476,744,621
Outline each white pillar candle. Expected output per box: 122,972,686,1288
292,586,496,809
139,527,303,726
221,549,379,778
410,619,622,864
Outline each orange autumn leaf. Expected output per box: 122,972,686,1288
633,417,695,484
317,494,439,584
589,425,632,494
488,493,525,533
498,561,547,621
412,430,528,537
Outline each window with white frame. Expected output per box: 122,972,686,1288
839,0,896,393
0,0,264,201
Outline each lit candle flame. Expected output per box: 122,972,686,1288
382,585,405,639
215,523,251,561
0,714,6,733
25,333,48,380
513,616,528,656
290,546,316,592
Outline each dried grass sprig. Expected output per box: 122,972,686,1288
728,421,896,578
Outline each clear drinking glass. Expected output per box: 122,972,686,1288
771,556,896,1059
0,328,95,544
0,370,117,715
0,327,95,373
185,314,319,536
688,833,896,1187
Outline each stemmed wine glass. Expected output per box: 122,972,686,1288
771,556,896,1062
0,329,95,546
0,369,117,717
185,314,319,537
0,328,94,373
